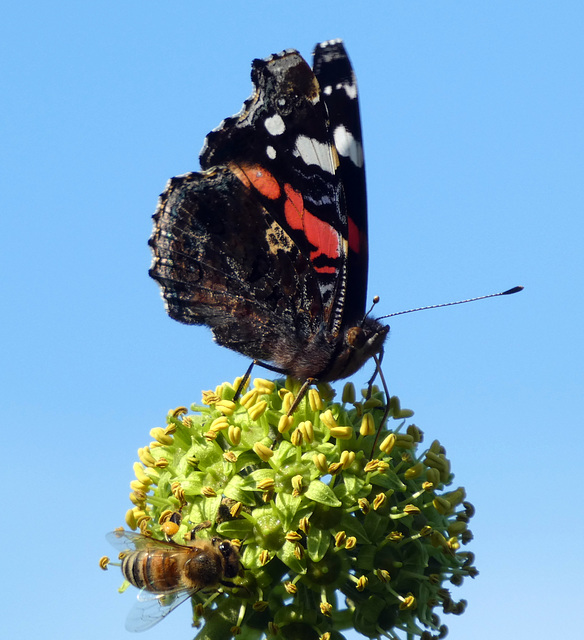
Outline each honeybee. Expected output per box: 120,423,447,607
106,526,241,631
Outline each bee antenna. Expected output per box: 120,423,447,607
377,286,523,320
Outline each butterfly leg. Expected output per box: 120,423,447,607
233,361,257,402
368,354,392,460
285,378,317,415
234,361,323,432
365,347,385,400
234,360,291,402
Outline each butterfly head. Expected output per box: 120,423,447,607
322,318,389,382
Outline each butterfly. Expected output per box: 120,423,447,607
149,40,388,386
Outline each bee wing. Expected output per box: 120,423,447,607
106,530,184,552
125,588,196,632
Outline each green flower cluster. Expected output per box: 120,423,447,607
116,376,477,640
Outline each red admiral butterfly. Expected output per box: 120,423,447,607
149,40,388,385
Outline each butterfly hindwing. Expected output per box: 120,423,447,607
150,167,328,371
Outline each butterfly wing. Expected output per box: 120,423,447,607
313,40,369,325
150,166,325,368
198,48,349,334
150,42,375,380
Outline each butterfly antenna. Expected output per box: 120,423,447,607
361,295,381,326
377,286,523,320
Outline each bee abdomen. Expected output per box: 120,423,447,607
121,549,180,592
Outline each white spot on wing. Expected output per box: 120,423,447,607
266,145,276,159
336,81,358,100
264,114,285,136
333,125,363,168
319,38,343,47
294,135,335,174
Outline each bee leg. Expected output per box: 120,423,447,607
220,580,237,588
186,520,212,541
161,510,184,541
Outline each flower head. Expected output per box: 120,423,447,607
103,377,477,640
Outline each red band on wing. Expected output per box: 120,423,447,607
231,165,341,275
230,163,281,200
283,183,339,273
347,216,361,254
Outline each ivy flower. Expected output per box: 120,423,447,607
101,376,477,640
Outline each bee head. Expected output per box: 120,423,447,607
214,538,241,579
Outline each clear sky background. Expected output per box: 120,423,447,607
2,2,582,639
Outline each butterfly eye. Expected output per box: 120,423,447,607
346,326,366,349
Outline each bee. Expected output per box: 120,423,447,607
106,525,241,631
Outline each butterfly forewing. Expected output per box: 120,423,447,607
199,49,349,329
313,40,369,325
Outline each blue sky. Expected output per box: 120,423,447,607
2,2,582,639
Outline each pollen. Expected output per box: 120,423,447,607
329,426,353,440
240,389,259,408
253,378,276,394
149,427,173,446
248,400,268,421
210,416,230,431
171,406,188,418
253,443,274,461
360,413,375,436
308,388,323,411
201,390,221,405
277,414,294,434
215,400,236,415
379,433,396,453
